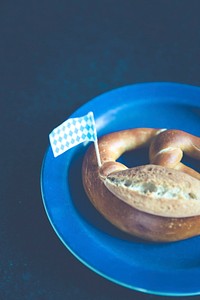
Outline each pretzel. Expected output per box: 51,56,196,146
82,128,200,242
149,129,200,180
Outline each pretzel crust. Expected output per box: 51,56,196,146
82,128,200,242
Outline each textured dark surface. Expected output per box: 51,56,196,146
1,0,200,299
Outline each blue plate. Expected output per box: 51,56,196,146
41,82,200,296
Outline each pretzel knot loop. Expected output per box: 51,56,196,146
149,129,200,180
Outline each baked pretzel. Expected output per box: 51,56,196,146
149,129,200,180
82,128,200,242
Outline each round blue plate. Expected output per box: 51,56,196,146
41,82,200,296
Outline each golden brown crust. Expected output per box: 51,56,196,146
82,144,200,242
82,128,200,242
98,128,164,175
149,129,200,180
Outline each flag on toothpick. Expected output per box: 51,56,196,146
49,111,101,166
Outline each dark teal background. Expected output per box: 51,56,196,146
1,1,200,299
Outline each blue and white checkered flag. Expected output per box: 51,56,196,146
49,112,101,165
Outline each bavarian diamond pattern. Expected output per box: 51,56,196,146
49,112,97,157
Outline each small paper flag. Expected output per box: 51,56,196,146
49,111,97,157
